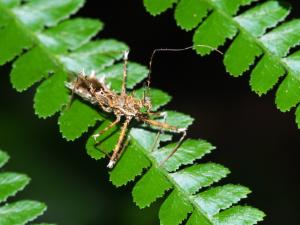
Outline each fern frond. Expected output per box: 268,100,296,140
0,150,54,225
143,0,300,128
0,0,264,224
98,120,265,225
0,0,129,120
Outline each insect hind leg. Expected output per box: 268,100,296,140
141,116,187,165
149,112,167,152
159,128,187,166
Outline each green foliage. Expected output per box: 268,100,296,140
144,0,178,16
0,0,265,224
143,0,300,128
0,150,54,225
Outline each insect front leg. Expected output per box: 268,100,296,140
93,116,121,140
121,50,129,95
142,117,187,166
107,117,132,169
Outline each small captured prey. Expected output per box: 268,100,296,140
66,51,187,168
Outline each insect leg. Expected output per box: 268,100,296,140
93,116,121,140
107,118,132,169
149,112,167,152
115,137,130,162
142,118,187,166
66,75,81,109
121,51,129,95
147,111,165,118
159,129,186,166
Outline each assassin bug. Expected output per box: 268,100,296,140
66,45,222,168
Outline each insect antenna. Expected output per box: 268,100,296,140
143,44,222,164
146,44,223,98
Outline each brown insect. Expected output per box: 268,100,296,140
66,45,222,168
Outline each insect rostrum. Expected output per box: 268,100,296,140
66,51,187,168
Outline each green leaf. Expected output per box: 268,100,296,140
212,0,255,16
152,139,215,172
275,51,300,111
58,99,103,141
186,211,211,225
0,173,30,203
34,70,69,118
296,105,300,128
193,11,237,55
235,1,290,37
109,143,151,187
0,1,266,224
59,39,128,74
37,18,103,54
144,0,300,128
132,167,172,209
250,54,285,95
0,0,21,8
0,7,10,25
12,0,85,31
164,111,194,129
224,32,262,77
0,200,46,225
0,150,51,224
275,74,300,112
175,0,210,30
10,46,57,92
170,163,230,194
0,151,9,168
130,128,161,151
119,114,261,225
96,62,148,92
213,206,265,225
159,190,193,225
283,50,300,75
143,0,177,16
194,184,251,217
261,19,300,57
0,17,33,66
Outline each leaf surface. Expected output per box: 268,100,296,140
0,200,46,225
132,167,172,208
0,173,30,203
159,190,193,225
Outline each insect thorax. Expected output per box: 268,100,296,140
66,75,151,118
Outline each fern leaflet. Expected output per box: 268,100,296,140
0,150,54,225
143,0,300,128
0,0,264,224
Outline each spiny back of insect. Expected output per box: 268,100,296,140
68,73,148,117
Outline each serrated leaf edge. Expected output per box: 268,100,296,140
0,173,31,203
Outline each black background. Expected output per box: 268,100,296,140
1,1,300,225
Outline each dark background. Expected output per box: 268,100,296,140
1,1,300,224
